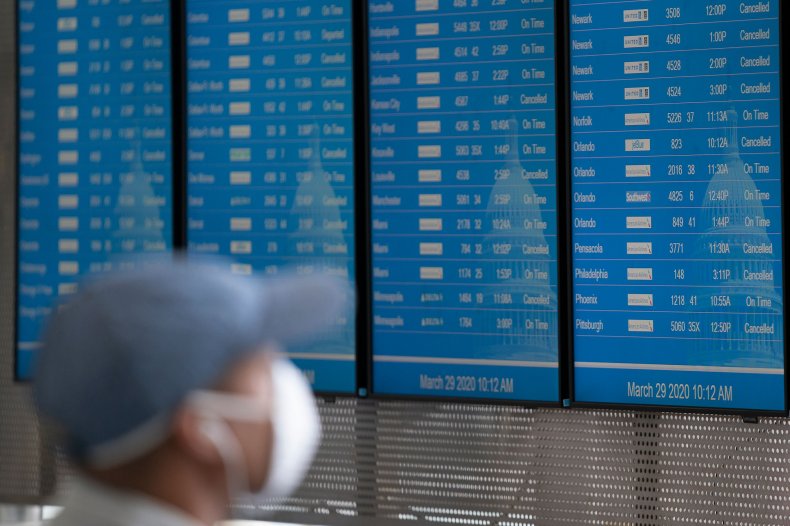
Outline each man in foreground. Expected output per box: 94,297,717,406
33,259,349,526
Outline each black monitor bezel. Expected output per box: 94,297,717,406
362,0,568,407
12,0,21,382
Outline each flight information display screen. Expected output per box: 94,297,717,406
185,1,356,393
369,0,560,400
17,0,173,379
570,0,785,411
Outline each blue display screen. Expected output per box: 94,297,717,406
369,0,560,401
570,1,785,410
17,0,173,379
185,1,356,393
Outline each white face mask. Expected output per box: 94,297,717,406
188,358,321,510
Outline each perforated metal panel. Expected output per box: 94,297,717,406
248,399,790,526
0,0,50,505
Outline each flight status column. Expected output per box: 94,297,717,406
186,1,356,393
570,1,785,411
17,0,173,379
369,0,560,401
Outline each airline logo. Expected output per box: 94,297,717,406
624,35,649,48
416,0,439,11
58,84,78,98
627,268,653,280
229,148,251,162
230,218,252,231
58,217,79,231
230,171,251,185
417,72,440,85
419,267,444,280
58,195,78,209
625,191,651,203
58,128,78,142
416,23,440,36
419,218,443,231
58,106,78,121
623,9,649,22
57,17,78,31
625,112,650,126
628,319,654,332
418,145,441,158
626,242,653,255
626,216,652,229
228,55,250,69
625,138,651,151
57,39,78,54
59,283,78,295
58,239,79,253
58,151,78,165
57,62,78,76
228,32,250,46
418,194,442,207
625,164,651,177
624,87,650,100
624,61,650,74
230,241,252,254
228,8,250,22
58,261,79,276
229,125,251,139
628,294,654,307
229,78,251,92
231,263,253,275
58,173,79,186
418,169,442,182
419,242,444,256
418,120,441,134
417,96,441,109
416,47,440,61
229,102,251,115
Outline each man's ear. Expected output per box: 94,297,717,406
171,406,222,465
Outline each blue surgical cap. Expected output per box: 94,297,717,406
33,258,349,467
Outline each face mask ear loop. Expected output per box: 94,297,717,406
199,418,258,519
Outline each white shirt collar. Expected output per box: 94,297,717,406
51,477,205,526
